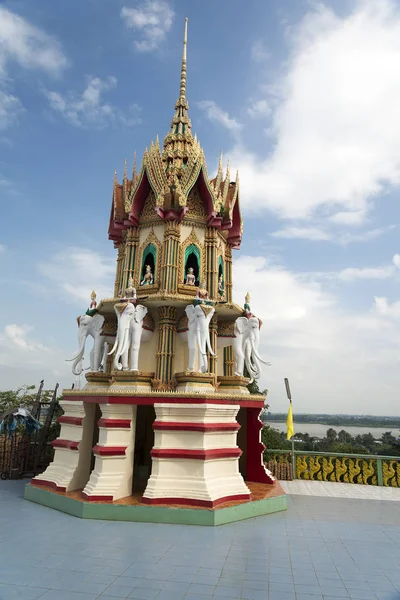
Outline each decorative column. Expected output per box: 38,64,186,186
121,227,139,292
143,403,251,506
205,227,218,300
114,243,125,297
160,221,180,293
209,314,218,378
223,346,234,376
83,404,136,501
224,244,233,303
246,407,275,484
32,400,95,493
155,306,177,386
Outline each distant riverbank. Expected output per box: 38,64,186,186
264,421,400,440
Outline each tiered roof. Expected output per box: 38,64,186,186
108,18,243,248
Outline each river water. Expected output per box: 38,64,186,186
264,421,400,440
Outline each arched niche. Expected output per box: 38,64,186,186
184,243,200,285
141,243,156,284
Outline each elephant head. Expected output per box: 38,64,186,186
108,303,148,371
66,313,105,376
185,304,215,373
234,316,270,382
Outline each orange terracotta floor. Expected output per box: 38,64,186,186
32,481,285,510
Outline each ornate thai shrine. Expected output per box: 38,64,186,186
26,19,287,524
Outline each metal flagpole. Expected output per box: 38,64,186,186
284,377,296,480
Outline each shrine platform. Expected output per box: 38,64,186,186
24,481,287,526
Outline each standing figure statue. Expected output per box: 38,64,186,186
218,274,225,300
86,290,98,317
185,267,196,285
243,292,253,318
141,265,154,286
124,275,137,303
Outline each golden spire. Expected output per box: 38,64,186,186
180,17,188,100
132,151,137,181
168,18,191,138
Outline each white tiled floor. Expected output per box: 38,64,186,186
281,479,400,501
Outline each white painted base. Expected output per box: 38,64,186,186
32,401,95,493
143,403,250,504
82,404,136,501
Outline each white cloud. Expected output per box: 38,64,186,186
197,100,242,135
121,1,174,52
329,210,367,226
45,76,142,128
0,243,5,253
0,89,23,131
247,99,271,119
338,266,395,281
0,7,68,131
271,227,331,241
233,255,400,415
1,324,49,352
37,247,115,304
251,40,270,63
0,7,68,76
232,0,400,222
270,225,395,245
374,296,400,318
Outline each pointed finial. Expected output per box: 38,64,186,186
156,134,160,148
132,151,137,180
180,18,188,99
123,159,127,181
113,170,117,189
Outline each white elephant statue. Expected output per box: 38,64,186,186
108,303,150,371
66,313,114,376
182,304,215,373
233,316,270,382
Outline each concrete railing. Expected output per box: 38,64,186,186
265,449,400,486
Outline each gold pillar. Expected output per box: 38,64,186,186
155,306,177,385
223,346,234,376
224,244,233,303
114,243,125,297
209,315,218,379
205,227,218,300
160,221,180,293
121,227,139,292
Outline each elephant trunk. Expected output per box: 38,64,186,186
114,329,129,370
197,328,207,356
66,336,86,376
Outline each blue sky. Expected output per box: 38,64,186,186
1,0,400,415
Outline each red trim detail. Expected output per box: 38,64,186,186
151,448,242,460
31,479,66,492
82,493,114,502
98,418,131,429
92,445,127,456
246,407,275,484
57,416,83,426
153,421,240,432
51,439,79,450
142,493,251,507
64,395,264,408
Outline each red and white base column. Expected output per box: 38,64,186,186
246,407,275,484
32,400,95,493
142,403,251,507
82,404,136,502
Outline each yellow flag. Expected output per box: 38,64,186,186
286,401,294,440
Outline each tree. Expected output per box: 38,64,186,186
326,428,338,443
338,430,353,444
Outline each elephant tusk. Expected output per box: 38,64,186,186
108,336,118,356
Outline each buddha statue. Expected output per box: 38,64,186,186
185,267,196,286
86,290,98,317
194,281,213,306
141,264,154,286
